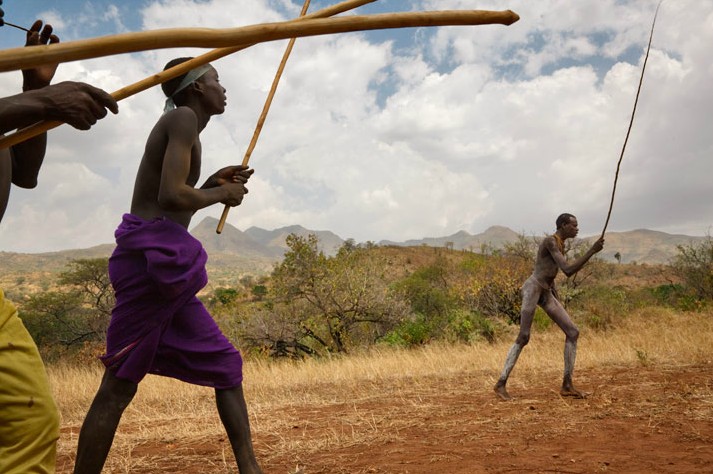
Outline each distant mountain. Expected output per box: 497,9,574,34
191,217,282,258
583,229,706,264
379,226,521,252
377,226,705,264
244,224,344,256
0,243,116,274
191,219,345,257
1,221,706,282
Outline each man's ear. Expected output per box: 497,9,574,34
190,80,204,94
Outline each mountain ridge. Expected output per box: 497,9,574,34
0,218,707,279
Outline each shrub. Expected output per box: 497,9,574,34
569,285,632,330
380,314,432,347
672,237,713,302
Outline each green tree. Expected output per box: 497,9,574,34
393,257,452,318
503,233,538,263
254,234,409,354
21,258,114,354
672,237,713,301
58,258,114,324
20,290,90,347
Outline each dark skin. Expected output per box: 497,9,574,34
0,20,118,223
494,216,604,401
73,65,262,474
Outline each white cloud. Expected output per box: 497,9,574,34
0,0,711,253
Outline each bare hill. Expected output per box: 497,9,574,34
244,224,344,256
580,229,706,264
1,222,705,285
379,225,521,251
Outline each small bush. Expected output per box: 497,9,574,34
381,315,432,347
672,237,713,300
649,283,706,312
570,285,632,331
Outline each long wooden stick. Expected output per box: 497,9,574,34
0,0,376,150
600,1,661,239
216,0,311,234
0,10,519,73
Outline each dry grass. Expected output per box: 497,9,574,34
51,307,713,472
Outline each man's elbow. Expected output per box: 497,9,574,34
12,177,39,189
158,191,189,211
562,268,577,278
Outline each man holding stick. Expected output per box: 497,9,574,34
494,213,604,401
0,18,118,474
73,57,262,474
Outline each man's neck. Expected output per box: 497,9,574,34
553,231,566,253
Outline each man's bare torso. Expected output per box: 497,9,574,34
531,235,562,287
130,111,202,229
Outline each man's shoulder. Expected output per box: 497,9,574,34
157,107,198,137
540,234,557,248
158,106,198,125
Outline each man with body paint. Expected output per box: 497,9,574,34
494,213,604,401
73,57,262,474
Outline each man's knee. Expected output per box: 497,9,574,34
566,326,579,342
515,332,530,346
95,374,137,411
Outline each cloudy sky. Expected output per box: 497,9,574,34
0,0,711,253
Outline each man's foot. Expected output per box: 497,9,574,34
560,385,587,399
494,382,512,401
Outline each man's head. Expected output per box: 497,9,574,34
556,213,579,239
161,58,225,114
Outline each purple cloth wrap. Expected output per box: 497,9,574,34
100,214,243,389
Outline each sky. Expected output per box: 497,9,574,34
0,0,711,253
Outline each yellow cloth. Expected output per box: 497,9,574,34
0,289,59,474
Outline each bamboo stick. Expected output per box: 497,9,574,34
216,0,311,234
0,10,519,73
0,0,376,150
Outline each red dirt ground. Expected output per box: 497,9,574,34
57,363,713,473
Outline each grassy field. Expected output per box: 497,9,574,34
51,306,713,473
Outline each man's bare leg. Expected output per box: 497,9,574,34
73,370,138,474
560,338,585,398
494,284,538,400
542,297,585,398
494,343,523,400
215,385,263,474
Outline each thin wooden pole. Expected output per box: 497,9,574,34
0,0,376,150
600,1,661,239
0,10,519,73
216,0,311,234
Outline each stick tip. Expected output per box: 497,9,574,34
506,10,520,25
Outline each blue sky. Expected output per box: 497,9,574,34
0,0,711,253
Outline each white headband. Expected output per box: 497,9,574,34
163,64,212,113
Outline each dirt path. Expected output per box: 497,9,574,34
57,363,713,473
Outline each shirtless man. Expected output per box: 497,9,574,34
1,19,118,474
73,58,262,474
494,213,604,400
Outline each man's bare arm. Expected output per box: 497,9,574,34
548,237,605,277
158,110,248,212
0,82,118,136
